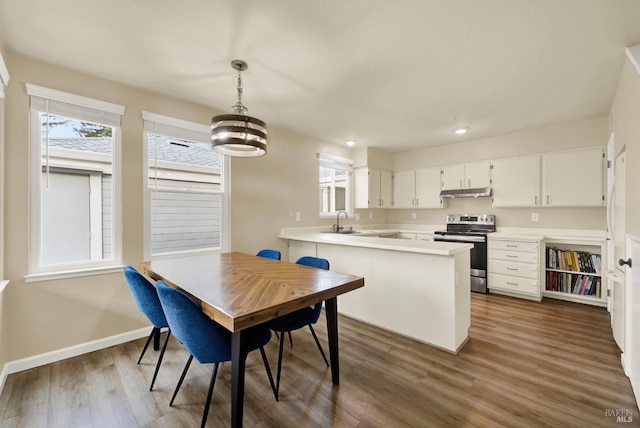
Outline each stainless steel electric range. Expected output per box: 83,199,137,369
433,214,496,293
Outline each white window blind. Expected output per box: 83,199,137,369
27,84,124,127
319,153,354,172
142,111,211,145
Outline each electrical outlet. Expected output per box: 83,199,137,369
295,212,301,221
531,212,539,222
411,212,417,220
369,212,373,220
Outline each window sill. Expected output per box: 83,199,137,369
24,265,125,283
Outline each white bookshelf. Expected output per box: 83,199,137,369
543,238,606,307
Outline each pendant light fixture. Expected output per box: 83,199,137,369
211,59,267,157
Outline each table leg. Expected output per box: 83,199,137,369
231,330,247,428
325,297,340,385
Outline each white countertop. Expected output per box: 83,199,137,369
279,230,472,256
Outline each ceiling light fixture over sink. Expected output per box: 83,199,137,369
211,60,267,157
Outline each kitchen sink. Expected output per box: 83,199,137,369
322,230,360,234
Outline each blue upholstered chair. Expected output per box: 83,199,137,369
256,249,281,260
123,265,171,391
265,256,330,399
156,281,277,427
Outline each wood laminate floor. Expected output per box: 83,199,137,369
0,293,638,427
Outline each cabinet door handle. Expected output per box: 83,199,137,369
416,198,419,206
507,267,518,271
506,244,518,248
412,198,415,206
459,179,463,188
468,179,471,187
534,195,538,205
507,281,518,286
546,195,550,204
506,254,518,258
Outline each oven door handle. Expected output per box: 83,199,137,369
434,235,486,243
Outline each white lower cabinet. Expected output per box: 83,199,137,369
488,237,542,300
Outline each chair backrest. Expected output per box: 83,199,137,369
295,257,330,323
124,266,168,329
155,281,232,364
295,256,329,270
256,249,281,260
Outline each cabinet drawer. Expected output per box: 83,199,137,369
489,240,538,252
489,249,538,264
489,259,539,279
489,273,539,295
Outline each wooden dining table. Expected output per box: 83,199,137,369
138,252,364,428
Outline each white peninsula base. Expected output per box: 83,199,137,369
284,236,471,354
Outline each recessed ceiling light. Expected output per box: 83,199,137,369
346,140,356,146
454,127,469,135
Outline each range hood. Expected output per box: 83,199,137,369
439,187,492,198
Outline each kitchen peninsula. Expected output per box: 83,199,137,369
278,228,473,353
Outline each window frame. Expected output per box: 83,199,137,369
318,153,354,218
142,111,229,260
25,84,124,282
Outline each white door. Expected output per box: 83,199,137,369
623,234,640,407
610,150,626,350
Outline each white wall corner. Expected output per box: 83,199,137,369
625,44,640,75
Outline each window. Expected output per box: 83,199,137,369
27,84,124,279
319,153,353,216
143,112,228,257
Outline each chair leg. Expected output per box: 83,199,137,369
201,363,219,428
138,327,158,364
259,346,278,402
170,355,194,406
308,324,329,367
288,331,293,348
149,329,171,391
275,331,285,400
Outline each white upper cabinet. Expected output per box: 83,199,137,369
393,170,415,208
415,167,443,208
541,147,606,207
441,161,491,190
355,167,393,209
491,155,541,207
393,167,442,208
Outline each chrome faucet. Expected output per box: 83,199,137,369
335,210,348,232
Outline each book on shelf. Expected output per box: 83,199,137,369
545,247,601,274
545,271,600,296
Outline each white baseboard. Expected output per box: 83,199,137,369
0,327,150,397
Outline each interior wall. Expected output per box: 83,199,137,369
1,52,222,362
389,116,609,230
394,116,609,169
610,56,640,238
230,127,359,257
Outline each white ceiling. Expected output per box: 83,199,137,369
1,0,640,152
